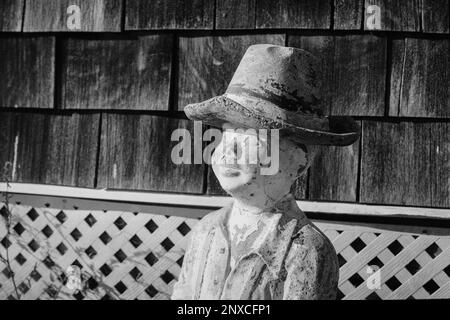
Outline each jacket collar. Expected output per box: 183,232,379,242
213,194,309,279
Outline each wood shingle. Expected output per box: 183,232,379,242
256,0,331,29
23,0,122,32
98,114,205,193
289,35,387,116
332,35,387,116
334,0,363,30
422,0,450,33
363,0,421,32
390,38,450,118
206,167,227,195
360,120,450,208
309,137,360,202
62,35,173,110
430,122,450,208
0,112,18,178
9,112,100,187
361,121,431,206
0,37,55,109
125,0,214,30
215,0,256,29
0,0,24,32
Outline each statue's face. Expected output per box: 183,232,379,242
212,129,263,191
212,126,315,205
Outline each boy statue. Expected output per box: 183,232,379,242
172,44,360,300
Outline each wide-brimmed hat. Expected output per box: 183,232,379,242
184,44,360,146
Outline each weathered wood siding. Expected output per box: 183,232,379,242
289,35,387,116
361,121,449,208
256,0,331,29
422,0,450,33
0,112,18,175
216,0,256,29
0,0,448,208
125,0,214,30
363,0,421,31
390,38,450,118
2,112,100,187
98,114,205,193
334,0,363,30
24,0,122,32
0,37,55,109
63,35,173,110
309,137,360,202
0,0,24,31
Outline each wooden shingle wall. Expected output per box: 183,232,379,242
0,0,449,210
63,35,173,110
0,0,25,32
24,0,123,32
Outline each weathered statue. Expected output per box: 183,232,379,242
172,44,360,300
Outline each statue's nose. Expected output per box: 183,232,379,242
225,141,242,161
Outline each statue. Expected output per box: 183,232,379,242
172,44,360,300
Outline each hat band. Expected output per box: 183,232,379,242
223,93,330,132
226,85,322,115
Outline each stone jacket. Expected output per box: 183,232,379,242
171,195,339,300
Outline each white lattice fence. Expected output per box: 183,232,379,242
320,222,450,299
0,204,449,300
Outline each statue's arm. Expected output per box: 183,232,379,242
282,233,339,300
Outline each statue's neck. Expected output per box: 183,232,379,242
231,192,292,216
227,193,293,250
232,199,267,216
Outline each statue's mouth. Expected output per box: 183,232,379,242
220,167,241,177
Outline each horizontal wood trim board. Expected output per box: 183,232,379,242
0,183,449,220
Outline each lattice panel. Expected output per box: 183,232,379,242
0,204,449,300
0,204,195,300
320,222,450,300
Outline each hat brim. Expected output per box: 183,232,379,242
184,95,360,146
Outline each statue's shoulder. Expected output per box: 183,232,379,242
292,221,336,258
287,221,339,300
192,205,230,234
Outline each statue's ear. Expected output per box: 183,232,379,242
294,144,320,180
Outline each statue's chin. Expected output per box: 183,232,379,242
217,177,249,195
213,164,252,193
216,174,256,197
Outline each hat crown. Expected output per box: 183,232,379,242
226,44,323,116
183,44,360,147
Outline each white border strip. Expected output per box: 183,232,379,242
1,183,449,220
